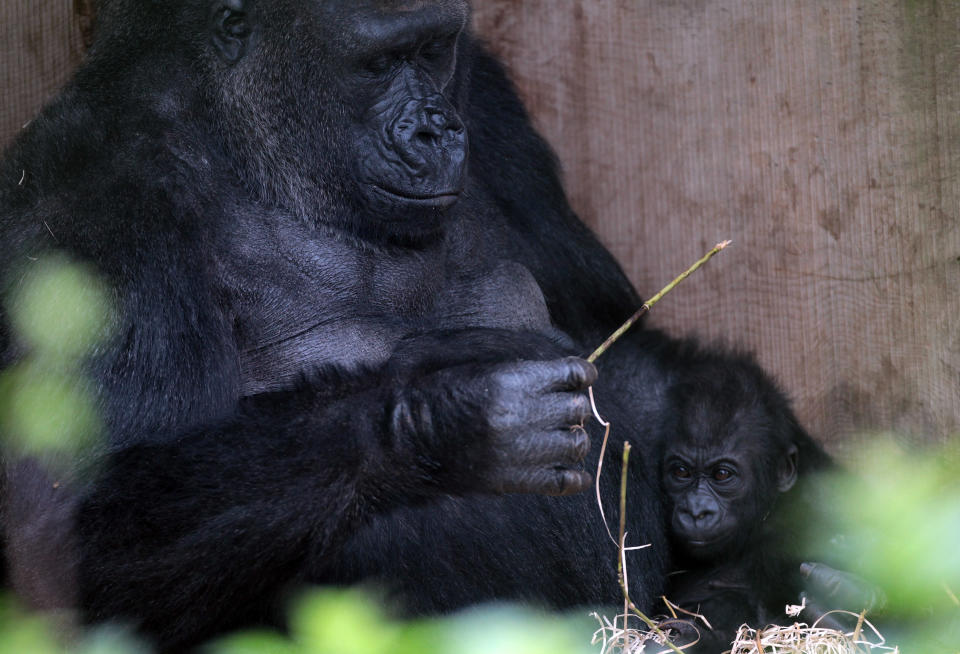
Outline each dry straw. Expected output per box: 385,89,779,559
728,610,897,654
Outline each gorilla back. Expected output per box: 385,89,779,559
0,0,665,649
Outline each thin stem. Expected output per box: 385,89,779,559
616,441,686,654
587,240,731,363
617,443,630,594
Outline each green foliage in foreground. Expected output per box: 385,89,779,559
0,255,112,458
213,592,596,654
0,598,146,654
805,438,960,652
0,592,597,654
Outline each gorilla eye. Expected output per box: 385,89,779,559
420,39,450,61
365,54,397,76
223,14,249,37
713,467,734,482
672,465,691,480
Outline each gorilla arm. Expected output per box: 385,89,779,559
798,563,887,629
76,308,596,649
0,105,598,650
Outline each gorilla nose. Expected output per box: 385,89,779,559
390,99,466,169
414,109,464,145
693,508,717,525
679,506,719,531
379,97,467,200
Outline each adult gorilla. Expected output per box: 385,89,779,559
0,0,666,649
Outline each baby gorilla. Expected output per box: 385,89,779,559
657,349,833,651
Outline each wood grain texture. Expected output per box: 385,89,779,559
473,0,960,452
0,0,86,148
1,1,957,451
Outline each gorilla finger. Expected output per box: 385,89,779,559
800,563,886,612
493,466,592,496
508,427,591,465
527,391,592,428
551,357,598,391
798,596,853,631
564,391,593,425
508,357,596,393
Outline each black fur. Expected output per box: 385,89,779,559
0,1,664,650
653,344,832,651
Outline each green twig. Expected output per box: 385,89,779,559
617,442,630,603
616,442,686,654
587,240,731,363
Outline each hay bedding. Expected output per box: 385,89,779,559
727,609,896,654
592,606,896,654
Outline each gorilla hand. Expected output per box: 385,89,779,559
391,355,597,497
798,562,886,629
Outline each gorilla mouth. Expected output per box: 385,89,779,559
371,184,462,208
682,533,736,558
682,539,722,559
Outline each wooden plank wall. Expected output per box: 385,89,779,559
1,2,958,454
0,0,88,144
473,0,960,455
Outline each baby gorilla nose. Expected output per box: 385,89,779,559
678,504,720,533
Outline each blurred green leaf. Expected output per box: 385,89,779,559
1,254,111,456
209,591,598,654
75,625,151,654
439,605,596,654
0,598,66,654
390,620,447,654
810,439,960,617
207,629,300,654
291,589,401,654
0,362,101,456
8,255,112,360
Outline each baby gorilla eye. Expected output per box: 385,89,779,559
672,464,692,480
712,467,734,482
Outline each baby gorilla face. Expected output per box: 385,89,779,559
662,442,757,560
661,396,798,561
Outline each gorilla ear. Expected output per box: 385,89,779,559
776,443,799,493
210,0,251,64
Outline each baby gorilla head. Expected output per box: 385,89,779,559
659,353,816,562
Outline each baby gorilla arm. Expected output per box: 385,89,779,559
798,562,887,629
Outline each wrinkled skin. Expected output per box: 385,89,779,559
213,0,472,241
0,0,667,649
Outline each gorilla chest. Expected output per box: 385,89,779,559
226,225,552,395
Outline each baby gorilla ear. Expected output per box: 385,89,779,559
777,443,799,492
210,0,251,63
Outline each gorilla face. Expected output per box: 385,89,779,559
661,398,799,562
343,5,469,213
208,0,470,241
662,435,761,561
